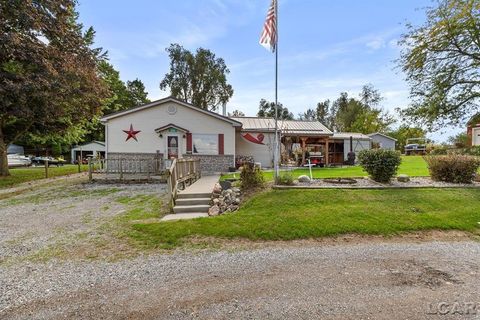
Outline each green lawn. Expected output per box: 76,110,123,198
130,188,480,248
222,155,430,181
0,165,87,189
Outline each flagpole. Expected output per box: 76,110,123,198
273,0,279,183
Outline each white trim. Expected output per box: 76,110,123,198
165,133,182,159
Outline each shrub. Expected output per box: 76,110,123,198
424,154,480,183
277,171,294,185
240,162,264,189
429,147,448,155
358,149,402,183
465,146,480,156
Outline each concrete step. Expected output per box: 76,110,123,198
175,198,211,206
161,213,209,221
173,204,210,214
177,192,212,199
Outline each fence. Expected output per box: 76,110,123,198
88,157,165,182
166,158,201,207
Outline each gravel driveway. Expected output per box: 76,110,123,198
1,240,479,319
1,178,479,319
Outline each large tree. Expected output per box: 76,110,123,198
388,125,427,151
0,1,108,176
332,85,394,133
84,62,150,141
298,108,316,121
398,0,480,129
257,99,294,120
160,43,233,111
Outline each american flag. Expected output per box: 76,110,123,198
259,0,277,52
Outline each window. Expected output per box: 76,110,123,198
193,134,218,154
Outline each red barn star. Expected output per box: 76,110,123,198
123,124,141,141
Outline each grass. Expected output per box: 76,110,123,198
222,156,430,181
0,164,87,189
129,188,480,249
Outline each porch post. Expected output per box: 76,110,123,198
325,138,329,166
300,137,307,165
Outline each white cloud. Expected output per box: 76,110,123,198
366,38,386,50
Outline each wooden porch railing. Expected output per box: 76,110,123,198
89,157,164,181
166,158,201,207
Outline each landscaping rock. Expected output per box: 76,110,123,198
208,205,220,216
213,183,222,194
397,174,410,183
219,180,232,190
209,185,243,215
298,175,311,183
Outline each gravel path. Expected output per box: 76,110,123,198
1,241,479,319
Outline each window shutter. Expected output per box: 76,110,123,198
218,134,224,155
186,133,192,153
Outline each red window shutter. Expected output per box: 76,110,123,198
186,133,192,153
218,134,224,155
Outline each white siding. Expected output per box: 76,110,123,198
105,101,236,158
473,128,480,146
343,139,371,161
369,134,396,150
235,132,275,168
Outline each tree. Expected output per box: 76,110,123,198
331,86,394,133
316,100,333,128
160,43,233,111
126,79,150,107
398,0,480,129
257,99,294,120
298,108,316,121
0,2,108,176
83,62,150,142
388,125,427,151
448,132,469,148
228,109,245,117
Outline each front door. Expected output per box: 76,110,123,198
167,135,179,159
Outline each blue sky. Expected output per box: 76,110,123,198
77,0,462,141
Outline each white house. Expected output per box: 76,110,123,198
101,97,241,173
101,96,373,173
367,132,397,150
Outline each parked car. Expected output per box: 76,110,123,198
405,138,431,155
7,154,32,168
31,156,67,167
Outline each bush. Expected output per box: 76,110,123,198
424,155,480,183
429,147,448,155
277,171,294,185
240,162,264,189
465,146,480,156
358,149,402,183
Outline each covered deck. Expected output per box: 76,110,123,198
281,135,344,166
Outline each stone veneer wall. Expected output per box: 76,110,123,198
183,154,234,174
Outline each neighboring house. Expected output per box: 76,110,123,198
467,115,480,146
100,96,373,172
70,141,106,163
367,132,397,150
